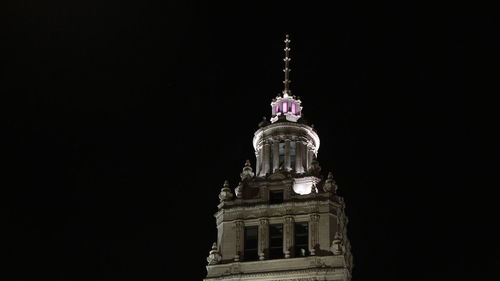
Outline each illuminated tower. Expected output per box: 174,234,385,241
204,35,353,281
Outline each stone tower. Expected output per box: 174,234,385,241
204,35,353,281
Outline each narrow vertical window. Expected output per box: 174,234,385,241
244,226,259,261
282,102,288,113
276,104,280,113
292,103,297,114
294,222,309,257
269,224,283,259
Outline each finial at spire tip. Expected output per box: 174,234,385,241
282,34,291,95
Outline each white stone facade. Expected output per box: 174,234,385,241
208,171,353,281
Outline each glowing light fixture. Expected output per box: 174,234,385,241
283,102,288,113
293,177,320,195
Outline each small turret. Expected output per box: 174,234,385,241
323,171,338,193
218,180,233,202
206,242,222,265
240,160,255,180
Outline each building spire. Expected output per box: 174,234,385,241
283,34,291,97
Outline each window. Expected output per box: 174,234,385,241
244,226,259,261
292,103,297,114
269,224,283,259
282,102,288,113
269,190,284,204
294,222,309,257
275,104,280,113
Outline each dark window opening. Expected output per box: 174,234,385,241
294,222,309,257
244,226,259,261
269,224,283,259
269,190,284,204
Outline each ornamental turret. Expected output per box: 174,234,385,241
252,35,320,193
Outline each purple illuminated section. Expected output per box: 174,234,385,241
292,103,297,114
276,104,280,113
283,102,288,113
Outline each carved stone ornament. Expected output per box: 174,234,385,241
218,180,234,202
258,116,270,127
240,160,255,180
330,231,344,255
234,181,243,198
323,171,338,193
308,158,321,176
207,242,222,265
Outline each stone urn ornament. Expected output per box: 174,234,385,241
218,180,233,202
206,242,222,265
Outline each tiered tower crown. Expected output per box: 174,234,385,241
253,35,320,192
205,35,353,281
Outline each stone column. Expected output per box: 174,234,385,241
272,140,279,172
258,219,269,260
263,142,271,175
309,213,320,255
306,147,314,172
284,216,295,258
255,150,261,177
234,220,244,262
284,139,291,171
295,141,304,173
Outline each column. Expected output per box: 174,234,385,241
284,139,291,171
295,141,304,173
309,213,320,256
255,150,261,177
262,142,271,175
258,219,269,260
284,216,294,258
306,147,314,172
272,140,279,172
234,220,244,261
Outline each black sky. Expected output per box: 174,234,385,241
2,1,497,281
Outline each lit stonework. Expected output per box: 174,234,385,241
204,35,353,281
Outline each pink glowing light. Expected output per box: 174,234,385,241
283,102,288,113
292,103,297,114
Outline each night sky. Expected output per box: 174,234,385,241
2,2,496,281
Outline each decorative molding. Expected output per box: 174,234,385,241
284,216,295,258
234,220,244,261
309,213,320,256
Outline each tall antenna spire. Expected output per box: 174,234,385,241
283,34,291,97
